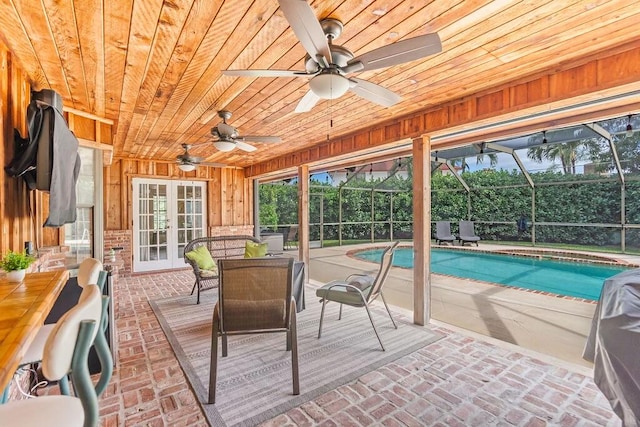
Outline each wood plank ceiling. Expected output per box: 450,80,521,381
0,0,639,169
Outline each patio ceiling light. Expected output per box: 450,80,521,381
214,140,236,152
542,130,548,144
626,114,633,138
178,163,197,172
309,73,350,100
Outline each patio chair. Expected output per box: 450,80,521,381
0,285,104,427
435,221,456,245
315,241,399,351
284,225,298,250
458,220,481,246
208,257,299,404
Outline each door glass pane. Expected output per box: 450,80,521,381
159,245,168,260
139,246,149,262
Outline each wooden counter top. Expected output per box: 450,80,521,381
0,270,69,392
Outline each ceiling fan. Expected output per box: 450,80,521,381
211,110,281,152
223,0,442,113
176,144,226,171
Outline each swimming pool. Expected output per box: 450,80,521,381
354,247,630,300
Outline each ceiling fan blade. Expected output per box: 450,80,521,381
278,0,332,65
348,78,401,107
241,135,282,143
188,155,205,163
346,33,442,72
223,69,308,77
235,141,257,152
294,90,321,113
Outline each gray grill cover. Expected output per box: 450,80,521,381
584,269,640,426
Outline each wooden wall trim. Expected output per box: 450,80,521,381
246,47,640,178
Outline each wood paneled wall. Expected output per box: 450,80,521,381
1,39,115,255
104,160,252,231
0,40,40,254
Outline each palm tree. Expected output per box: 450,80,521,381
449,153,498,171
527,141,584,174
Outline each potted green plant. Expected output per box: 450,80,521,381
1,250,36,283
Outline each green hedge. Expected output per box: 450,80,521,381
260,170,639,249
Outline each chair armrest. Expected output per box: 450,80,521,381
184,257,202,274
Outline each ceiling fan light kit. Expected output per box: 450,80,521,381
214,140,237,152
309,73,350,99
222,0,442,113
178,163,197,172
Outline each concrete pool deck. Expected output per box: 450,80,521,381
307,242,640,367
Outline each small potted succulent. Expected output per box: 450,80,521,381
1,250,36,283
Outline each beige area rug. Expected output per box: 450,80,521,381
150,290,443,427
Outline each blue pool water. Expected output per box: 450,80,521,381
355,248,629,300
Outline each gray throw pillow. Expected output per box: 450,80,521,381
346,275,375,293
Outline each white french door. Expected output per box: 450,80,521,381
133,178,207,272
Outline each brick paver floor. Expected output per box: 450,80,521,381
96,271,619,426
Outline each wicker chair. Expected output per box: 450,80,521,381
208,257,299,404
183,235,261,304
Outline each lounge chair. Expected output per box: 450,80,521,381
435,221,456,245
315,241,399,351
458,220,481,246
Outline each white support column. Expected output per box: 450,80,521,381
298,165,310,283
412,136,431,326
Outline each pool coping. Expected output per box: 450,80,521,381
346,244,639,304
